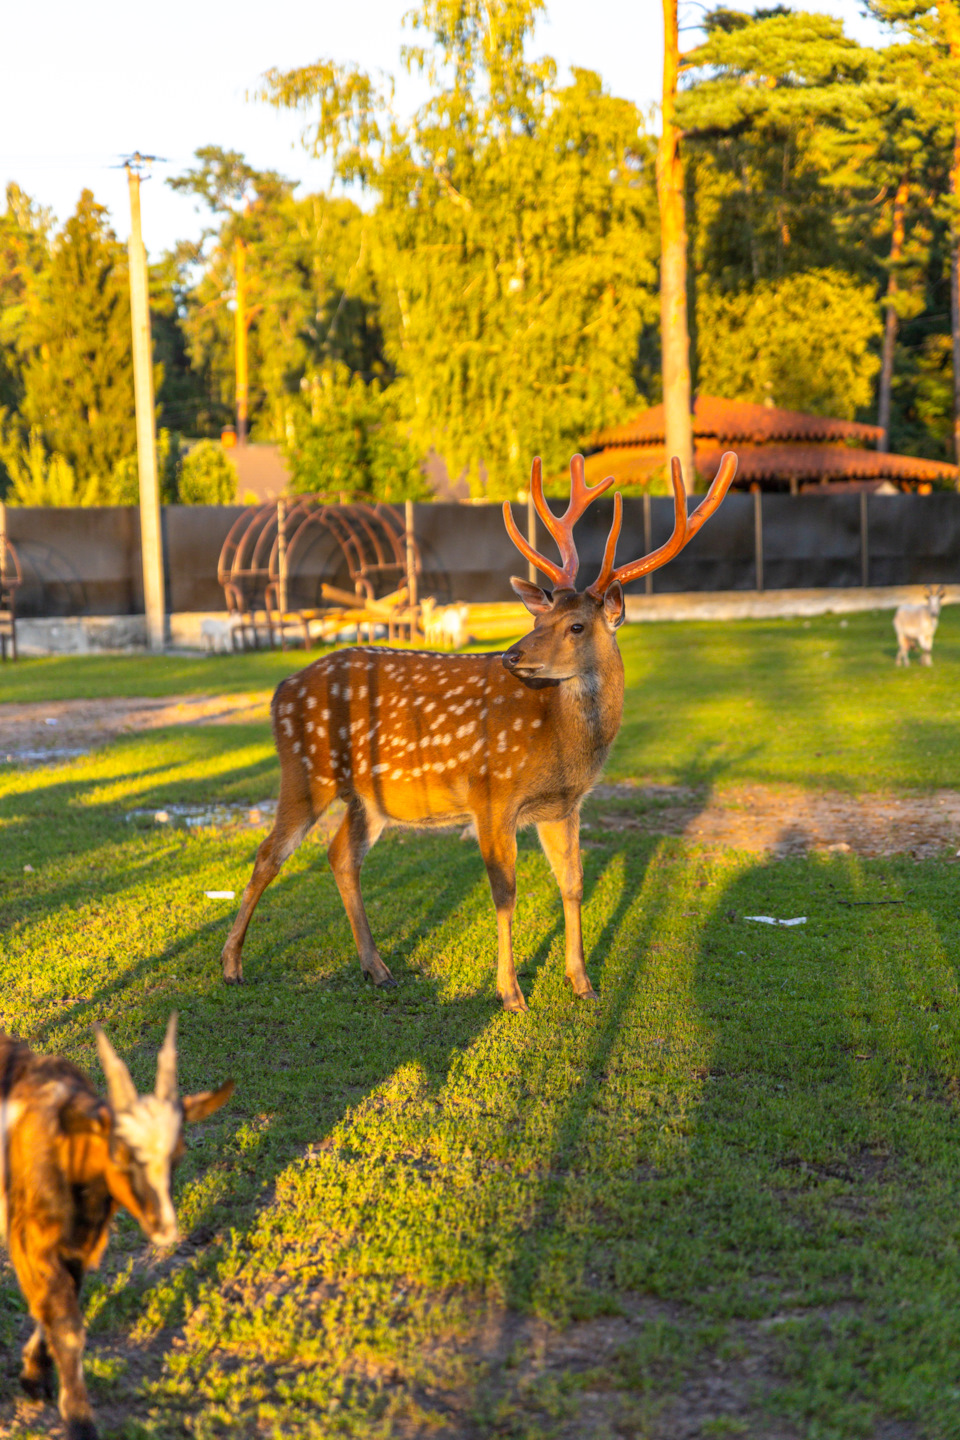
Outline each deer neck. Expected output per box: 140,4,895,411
556,645,624,762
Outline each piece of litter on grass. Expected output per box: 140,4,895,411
205,890,235,900
44,717,58,726
744,915,807,927
153,810,170,824
23,864,34,874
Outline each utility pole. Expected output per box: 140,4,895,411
234,235,249,445
125,154,165,650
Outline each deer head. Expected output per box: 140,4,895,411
502,452,738,682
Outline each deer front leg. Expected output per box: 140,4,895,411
221,784,323,983
476,819,526,1012
327,799,394,987
11,1242,95,1440
20,1322,53,1400
537,812,597,1001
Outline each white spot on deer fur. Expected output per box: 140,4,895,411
293,740,301,753
479,763,488,776
357,759,367,775
321,708,330,721
391,769,403,779
372,764,388,775
343,687,352,700
298,687,306,698
531,718,542,729
456,722,475,738
513,717,523,731
359,686,368,698
331,684,340,697
424,702,435,713
281,718,293,736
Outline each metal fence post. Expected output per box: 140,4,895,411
860,491,869,588
754,490,764,592
643,493,653,594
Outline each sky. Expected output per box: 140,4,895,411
0,0,889,258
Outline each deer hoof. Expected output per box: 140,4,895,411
222,969,244,985
501,991,529,1014
375,974,398,990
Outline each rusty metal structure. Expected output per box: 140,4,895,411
0,523,21,661
217,499,433,650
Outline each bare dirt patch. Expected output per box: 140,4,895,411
589,782,960,860
0,692,273,761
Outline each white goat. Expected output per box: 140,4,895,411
894,585,945,666
420,598,471,649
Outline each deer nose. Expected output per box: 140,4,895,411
503,649,521,669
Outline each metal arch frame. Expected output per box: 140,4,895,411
216,498,426,650
0,535,21,662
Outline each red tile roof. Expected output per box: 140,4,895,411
582,443,958,487
591,396,884,449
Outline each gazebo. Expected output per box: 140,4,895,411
584,396,959,494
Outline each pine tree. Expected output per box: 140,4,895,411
18,190,138,493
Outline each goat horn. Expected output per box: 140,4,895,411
155,1012,179,1104
94,1024,139,1112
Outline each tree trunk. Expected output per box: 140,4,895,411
877,176,908,454
234,236,249,446
657,0,694,491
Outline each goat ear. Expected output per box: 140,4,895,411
510,577,554,615
602,581,625,630
94,1024,138,1112
182,1079,235,1124
155,1012,178,1104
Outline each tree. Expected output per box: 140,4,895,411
0,418,96,506
262,0,659,499
178,440,238,503
0,185,50,418
697,268,882,415
17,190,138,493
286,362,430,500
659,0,694,488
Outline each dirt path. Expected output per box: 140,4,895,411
589,782,960,859
0,692,273,759
3,694,959,859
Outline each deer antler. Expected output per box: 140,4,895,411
586,451,739,595
503,455,616,590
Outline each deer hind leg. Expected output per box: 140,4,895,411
327,797,394,987
537,812,597,1001
221,770,328,983
475,818,526,1012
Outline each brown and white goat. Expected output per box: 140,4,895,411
894,585,945,666
1,1016,233,1440
221,452,737,1010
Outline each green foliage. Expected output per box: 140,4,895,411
0,417,97,506
17,190,140,491
0,184,50,417
178,439,238,504
286,363,430,501
107,429,182,505
697,269,882,416
265,5,659,498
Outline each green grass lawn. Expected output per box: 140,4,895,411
2,617,960,1437
4,606,960,791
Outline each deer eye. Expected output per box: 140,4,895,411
569,623,584,634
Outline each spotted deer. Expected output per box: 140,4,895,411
221,451,738,1010
894,585,945,666
1,1016,233,1440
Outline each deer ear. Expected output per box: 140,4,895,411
602,581,625,630
510,577,554,614
182,1079,235,1124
